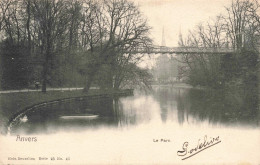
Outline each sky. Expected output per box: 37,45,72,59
133,0,232,47
132,0,232,68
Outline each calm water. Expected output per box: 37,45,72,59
10,86,260,135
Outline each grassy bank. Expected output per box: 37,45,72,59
0,89,130,134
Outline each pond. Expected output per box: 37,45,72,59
4,86,260,164
10,86,259,135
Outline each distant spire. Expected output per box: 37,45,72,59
178,26,184,46
179,25,182,37
161,27,166,46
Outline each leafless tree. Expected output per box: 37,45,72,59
178,0,260,87
224,0,260,50
30,0,71,92
0,0,151,91
79,0,151,92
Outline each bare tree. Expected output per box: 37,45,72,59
178,0,260,88
0,0,151,91
224,0,260,50
30,0,70,92
79,0,151,92
177,17,227,86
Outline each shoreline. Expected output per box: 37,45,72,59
151,83,207,90
151,83,192,88
0,89,133,135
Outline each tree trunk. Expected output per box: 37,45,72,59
42,27,51,92
113,76,121,90
26,1,31,54
42,62,47,93
42,48,49,93
26,0,31,88
107,68,114,89
83,71,96,93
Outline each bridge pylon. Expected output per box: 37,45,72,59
161,27,166,47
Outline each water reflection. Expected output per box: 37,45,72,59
11,86,259,135
11,97,118,135
153,86,259,127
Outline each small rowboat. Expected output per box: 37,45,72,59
59,114,99,120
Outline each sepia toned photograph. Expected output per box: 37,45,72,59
0,0,259,164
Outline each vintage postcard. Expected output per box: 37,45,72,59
0,0,259,164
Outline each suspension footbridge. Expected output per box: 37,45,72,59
127,46,235,54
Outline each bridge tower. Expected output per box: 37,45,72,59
161,27,166,47
160,27,179,83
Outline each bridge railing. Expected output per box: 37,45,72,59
127,46,235,54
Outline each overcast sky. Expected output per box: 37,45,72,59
133,0,232,47
131,0,233,68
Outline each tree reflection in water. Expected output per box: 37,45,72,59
153,87,259,127
10,87,259,135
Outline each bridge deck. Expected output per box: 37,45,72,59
127,46,235,54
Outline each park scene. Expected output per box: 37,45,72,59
0,0,259,164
